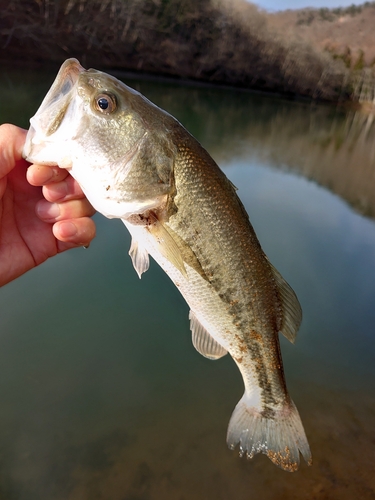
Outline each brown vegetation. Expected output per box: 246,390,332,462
1,0,352,101
268,3,375,70
0,0,374,103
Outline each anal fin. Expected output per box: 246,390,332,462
189,310,227,360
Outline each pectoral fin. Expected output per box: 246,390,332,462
147,218,187,278
129,238,150,279
189,310,227,360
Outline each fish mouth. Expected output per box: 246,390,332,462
23,58,86,162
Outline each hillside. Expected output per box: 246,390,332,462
268,2,375,69
1,0,374,103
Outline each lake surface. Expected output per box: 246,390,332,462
0,65,375,499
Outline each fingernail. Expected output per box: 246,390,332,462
36,201,60,220
58,221,77,238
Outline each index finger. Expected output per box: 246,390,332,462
27,164,69,186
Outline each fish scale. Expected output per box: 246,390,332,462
171,140,280,335
23,58,312,472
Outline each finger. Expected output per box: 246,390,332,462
36,198,96,223
42,175,85,202
27,164,69,186
53,217,96,248
0,124,27,178
0,177,6,198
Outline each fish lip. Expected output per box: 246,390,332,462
52,58,85,100
39,58,85,122
34,58,85,115
23,59,86,161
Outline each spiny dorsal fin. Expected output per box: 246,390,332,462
147,218,187,278
189,310,227,360
128,238,150,279
269,261,302,344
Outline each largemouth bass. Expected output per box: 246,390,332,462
23,59,311,471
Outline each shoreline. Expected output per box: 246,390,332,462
1,0,375,108
2,57,375,117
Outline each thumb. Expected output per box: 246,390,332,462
0,124,27,179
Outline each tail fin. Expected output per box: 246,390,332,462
227,396,312,472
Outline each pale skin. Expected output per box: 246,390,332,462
0,124,96,287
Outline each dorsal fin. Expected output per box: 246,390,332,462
269,261,302,344
189,310,227,360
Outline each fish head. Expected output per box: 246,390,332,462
23,58,178,218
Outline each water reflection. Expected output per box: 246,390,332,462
2,66,375,220
0,66,374,499
142,83,375,221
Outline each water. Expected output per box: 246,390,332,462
0,65,375,499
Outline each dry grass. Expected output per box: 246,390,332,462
269,3,375,69
268,2,375,103
0,0,373,102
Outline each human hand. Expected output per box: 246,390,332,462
0,123,96,286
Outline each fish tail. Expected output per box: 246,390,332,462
226,396,312,472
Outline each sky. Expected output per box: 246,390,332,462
253,0,368,11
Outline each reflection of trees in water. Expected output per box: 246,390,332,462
140,83,375,220
242,103,375,220
255,106,375,220
2,68,375,220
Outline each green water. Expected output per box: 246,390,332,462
0,65,374,499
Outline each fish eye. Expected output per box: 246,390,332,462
95,93,116,114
